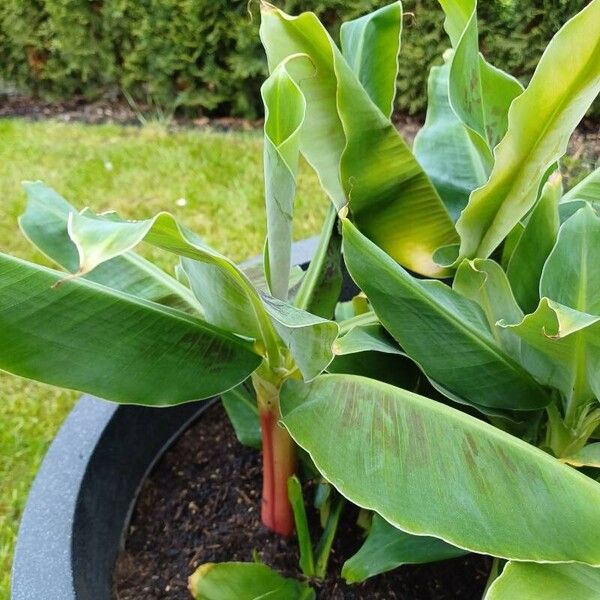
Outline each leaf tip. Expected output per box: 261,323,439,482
188,563,214,597
260,0,277,13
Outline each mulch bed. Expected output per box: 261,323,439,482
1,94,597,169
0,94,261,131
113,401,491,600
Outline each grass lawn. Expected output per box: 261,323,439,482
0,118,326,598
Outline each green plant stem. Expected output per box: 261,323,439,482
337,311,378,336
483,557,503,596
226,264,283,370
314,494,345,578
288,475,316,577
546,401,600,458
564,349,589,430
294,204,337,311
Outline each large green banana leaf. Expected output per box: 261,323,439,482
456,0,600,260
260,3,458,277
342,514,466,583
342,219,549,410
19,181,200,312
68,208,276,346
69,210,337,379
280,374,600,563
0,253,260,405
340,2,401,119
262,58,306,300
485,562,600,600
506,173,561,313
413,61,491,222
438,0,523,152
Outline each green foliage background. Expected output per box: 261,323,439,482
0,0,595,118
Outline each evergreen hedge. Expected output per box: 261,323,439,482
0,0,594,118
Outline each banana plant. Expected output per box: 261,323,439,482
3,174,340,538
257,0,600,597
2,0,600,598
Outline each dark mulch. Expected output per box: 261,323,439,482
112,402,491,600
2,94,598,172
0,94,262,131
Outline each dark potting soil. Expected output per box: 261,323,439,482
112,402,491,599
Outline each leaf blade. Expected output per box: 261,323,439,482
19,181,200,312
281,374,600,564
189,562,315,600
456,0,600,259
0,253,260,405
342,514,466,583
260,5,458,277
342,219,549,410
340,1,402,118
485,562,600,600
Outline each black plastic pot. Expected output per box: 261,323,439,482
11,238,358,600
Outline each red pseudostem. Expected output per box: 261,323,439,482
253,373,296,536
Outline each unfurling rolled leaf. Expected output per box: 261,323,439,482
343,219,549,411
342,513,466,583
280,374,600,564
485,562,600,600
262,57,306,300
0,253,260,405
260,3,458,277
456,0,600,260
188,562,315,600
19,181,200,313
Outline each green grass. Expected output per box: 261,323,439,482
0,119,326,598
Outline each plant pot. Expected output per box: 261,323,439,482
11,237,360,600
